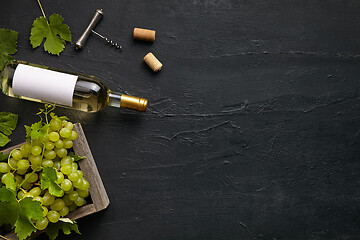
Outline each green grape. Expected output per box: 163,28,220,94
71,162,78,172
54,139,64,149
43,192,55,206
45,141,55,150
77,170,83,178
49,132,60,142
60,164,73,175
20,143,32,157
12,149,23,161
0,162,10,173
44,150,56,160
31,139,43,147
54,160,61,169
36,217,49,230
61,179,72,191
59,206,69,217
68,191,79,201
50,118,61,131
31,146,42,156
60,156,73,166
47,210,60,223
56,172,64,183
25,172,38,183
16,168,28,175
62,194,73,206
63,140,73,149
68,203,77,212
55,148,67,158
22,182,32,190
50,198,65,211
60,128,72,139
65,122,73,130
17,191,25,199
31,164,41,172
72,178,82,189
8,158,18,169
64,185,74,194
77,189,89,198
29,187,41,197
29,155,42,166
42,159,54,168
17,160,30,170
33,196,44,204
74,196,85,207
42,206,49,217
68,172,80,182
14,175,22,186
70,131,78,141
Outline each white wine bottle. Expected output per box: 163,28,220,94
0,61,147,112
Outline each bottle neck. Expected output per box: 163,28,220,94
108,91,148,112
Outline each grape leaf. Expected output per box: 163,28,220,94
0,187,19,227
0,152,9,162
0,28,18,71
0,112,18,147
30,14,71,55
68,152,85,162
46,221,81,240
24,121,49,142
41,167,64,197
14,198,43,240
3,173,16,192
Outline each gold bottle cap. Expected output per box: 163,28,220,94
120,94,148,112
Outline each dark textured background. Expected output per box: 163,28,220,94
1,0,360,239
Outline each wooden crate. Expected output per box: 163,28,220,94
2,123,110,239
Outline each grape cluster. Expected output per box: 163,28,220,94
0,117,89,231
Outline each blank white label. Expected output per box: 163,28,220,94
12,64,78,107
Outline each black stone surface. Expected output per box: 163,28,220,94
1,1,360,239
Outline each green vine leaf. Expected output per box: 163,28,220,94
0,28,18,71
30,13,71,55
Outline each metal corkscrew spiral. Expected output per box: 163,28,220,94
91,30,122,49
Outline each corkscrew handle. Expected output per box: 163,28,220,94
75,9,104,50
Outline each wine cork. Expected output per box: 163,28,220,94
133,28,156,42
144,52,162,72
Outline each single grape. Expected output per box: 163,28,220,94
22,182,32,190
50,118,61,131
59,206,70,217
20,143,32,157
36,217,49,230
49,132,60,142
8,158,18,169
33,196,44,204
29,187,42,197
56,172,64,184
42,206,49,217
68,171,80,182
61,179,72,192
70,131,78,141
68,191,79,201
42,159,54,168
47,210,60,223
17,160,30,170
45,141,55,150
53,160,61,169
14,175,22,186
68,203,77,212
50,198,65,211
31,164,41,172
60,156,73,166
25,172,38,183
77,189,89,198
0,162,10,173
54,139,64,149
16,168,28,175
44,150,56,160
62,194,73,206
77,170,83,178
65,122,73,130
43,192,55,206
29,155,42,166
60,128,72,139
23,192,33,198
12,149,23,161
55,148,67,158
17,191,25,199
74,196,85,207
60,164,73,175
63,140,73,149
72,178,82,189
31,146,42,156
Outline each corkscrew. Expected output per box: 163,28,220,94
75,9,122,50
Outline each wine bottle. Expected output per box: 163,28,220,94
0,61,148,112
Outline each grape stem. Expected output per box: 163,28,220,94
0,234,12,240
36,0,49,25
